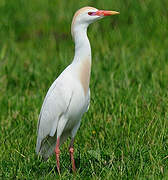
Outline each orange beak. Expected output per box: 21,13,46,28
88,10,120,17
95,10,120,16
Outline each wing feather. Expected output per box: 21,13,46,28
36,76,73,154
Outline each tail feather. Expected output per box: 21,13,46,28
37,134,57,160
36,131,70,160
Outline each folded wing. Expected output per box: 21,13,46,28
36,78,73,157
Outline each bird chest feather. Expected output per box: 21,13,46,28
79,58,91,96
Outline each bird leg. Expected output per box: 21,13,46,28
69,138,76,172
55,137,60,174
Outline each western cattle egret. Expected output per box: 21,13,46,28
36,6,119,173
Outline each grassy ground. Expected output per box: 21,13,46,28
0,0,168,179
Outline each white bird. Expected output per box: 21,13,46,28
36,6,119,173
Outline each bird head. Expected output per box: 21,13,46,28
71,7,119,38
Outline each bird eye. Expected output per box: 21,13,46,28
88,12,96,16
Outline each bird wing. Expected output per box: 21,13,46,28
36,75,73,153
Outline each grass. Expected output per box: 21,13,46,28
0,0,168,179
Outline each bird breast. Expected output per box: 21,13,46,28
78,58,91,96
56,60,91,131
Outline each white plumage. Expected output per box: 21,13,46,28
36,64,90,159
36,6,119,172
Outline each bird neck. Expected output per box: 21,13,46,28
71,26,91,95
72,26,91,64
